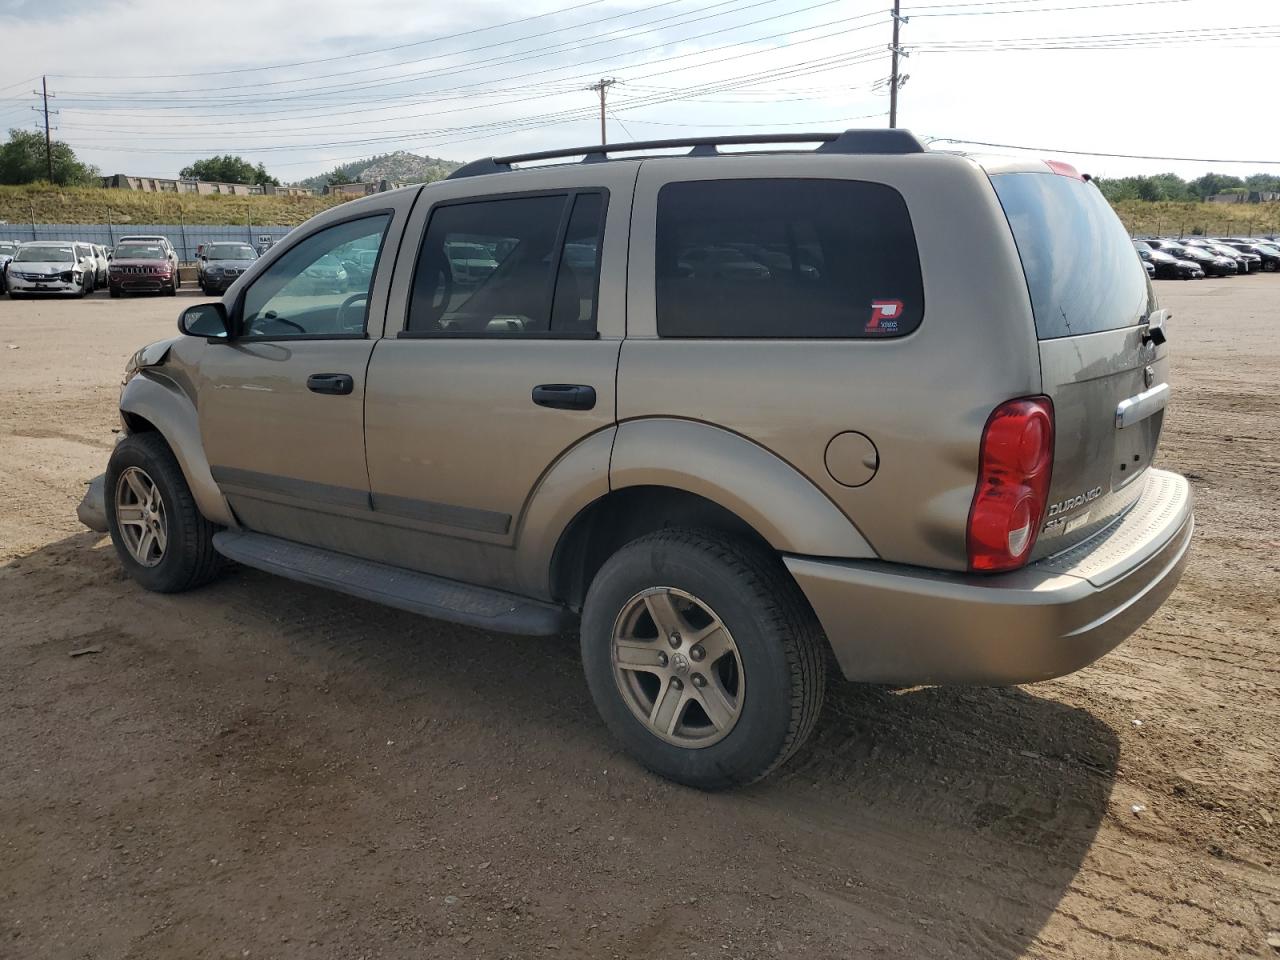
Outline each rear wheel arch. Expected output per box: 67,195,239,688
551,485,776,611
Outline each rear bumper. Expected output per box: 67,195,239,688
787,468,1194,685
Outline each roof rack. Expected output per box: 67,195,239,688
447,128,927,179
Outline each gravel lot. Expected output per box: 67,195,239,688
0,279,1276,959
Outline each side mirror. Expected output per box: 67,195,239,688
179,302,231,340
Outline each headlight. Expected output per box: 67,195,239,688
123,347,144,384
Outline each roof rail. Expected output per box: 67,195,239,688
447,128,927,179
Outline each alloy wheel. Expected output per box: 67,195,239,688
115,466,168,567
611,587,745,748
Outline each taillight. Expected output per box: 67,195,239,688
967,397,1055,572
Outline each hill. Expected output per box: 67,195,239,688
296,150,461,192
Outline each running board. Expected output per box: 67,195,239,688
212,530,572,636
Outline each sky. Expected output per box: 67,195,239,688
0,0,1276,183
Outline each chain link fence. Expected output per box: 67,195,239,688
0,223,294,262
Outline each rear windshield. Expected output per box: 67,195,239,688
991,172,1149,340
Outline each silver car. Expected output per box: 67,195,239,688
80,131,1193,788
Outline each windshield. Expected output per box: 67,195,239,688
1132,240,1152,252
15,245,74,263
1256,244,1280,255
207,244,256,261
114,244,167,260
0,243,16,256
991,172,1148,339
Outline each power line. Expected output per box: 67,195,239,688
928,138,1280,165
53,0,620,79
55,0,850,105
907,0,1189,14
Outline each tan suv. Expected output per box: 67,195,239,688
79,131,1193,788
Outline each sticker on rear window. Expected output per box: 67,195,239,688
866,299,904,334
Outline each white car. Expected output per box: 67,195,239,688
73,243,99,292
6,242,91,298
0,240,18,292
91,244,110,287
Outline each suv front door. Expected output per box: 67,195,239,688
361,166,635,594
197,204,408,543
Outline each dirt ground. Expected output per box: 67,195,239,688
0,279,1276,960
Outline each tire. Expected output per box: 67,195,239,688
1264,261,1277,273
580,528,826,789
109,287,121,298
105,432,222,593
8,291,24,300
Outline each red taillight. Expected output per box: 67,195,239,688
967,397,1055,572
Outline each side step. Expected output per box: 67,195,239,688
212,530,573,637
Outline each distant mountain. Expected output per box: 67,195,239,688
295,150,462,191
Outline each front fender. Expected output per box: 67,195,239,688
610,419,876,559
120,372,235,527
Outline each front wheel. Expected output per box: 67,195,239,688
581,528,826,789
105,432,222,593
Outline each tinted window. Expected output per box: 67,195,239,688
655,179,923,338
991,173,1149,339
407,192,604,337
241,214,389,338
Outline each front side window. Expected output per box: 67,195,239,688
656,179,925,338
406,191,605,337
240,214,390,338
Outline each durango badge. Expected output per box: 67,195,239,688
866,299,904,334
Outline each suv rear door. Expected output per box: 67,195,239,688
989,167,1169,560
360,164,635,593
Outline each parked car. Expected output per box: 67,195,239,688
6,241,91,298
108,241,179,297
197,242,258,295
1132,240,1202,280
1148,239,1234,277
0,240,17,292
1181,238,1256,274
90,244,111,288
116,235,179,279
78,132,1193,789
1219,240,1280,272
72,242,100,292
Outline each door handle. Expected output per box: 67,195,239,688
532,384,596,411
307,373,354,396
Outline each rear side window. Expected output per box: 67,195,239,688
991,172,1149,340
406,190,606,338
655,178,924,338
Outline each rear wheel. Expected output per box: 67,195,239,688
580,528,825,789
106,432,222,593
1265,261,1277,273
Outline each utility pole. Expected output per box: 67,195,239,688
888,2,908,129
587,78,617,144
40,76,54,182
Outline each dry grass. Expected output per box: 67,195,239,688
1112,199,1280,238
0,185,350,227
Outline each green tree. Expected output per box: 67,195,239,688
0,128,100,186
179,154,279,186
1189,172,1245,200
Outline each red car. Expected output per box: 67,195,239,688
108,241,179,297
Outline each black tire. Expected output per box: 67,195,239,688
580,528,826,789
1264,261,1277,273
8,291,24,300
109,287,121,298
105,431,222,593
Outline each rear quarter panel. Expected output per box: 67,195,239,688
619,153,1042,569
